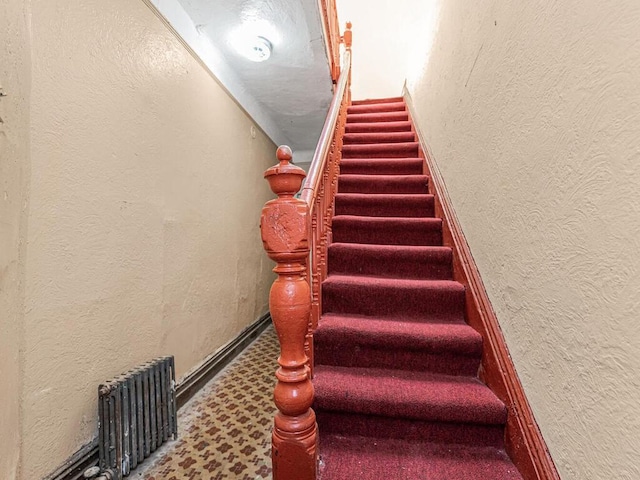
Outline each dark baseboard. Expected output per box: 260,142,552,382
44,312,272,480
403,87,559,480
176,312,272,409
42,439,99,480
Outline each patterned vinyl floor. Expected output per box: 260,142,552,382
135,325,279,480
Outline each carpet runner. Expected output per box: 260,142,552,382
314,97,523,479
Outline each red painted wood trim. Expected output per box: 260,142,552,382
403,89,560,480
319,0,341,82
261,146,317,480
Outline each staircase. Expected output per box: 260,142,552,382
313,97,524,479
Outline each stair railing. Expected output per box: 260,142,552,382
259,24,352,480
319,0,342,83
300,42,351,372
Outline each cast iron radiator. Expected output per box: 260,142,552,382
98,356,177,479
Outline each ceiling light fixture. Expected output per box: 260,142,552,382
240,35,272,62
230,20,278,63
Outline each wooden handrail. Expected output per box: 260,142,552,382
259,22,352,480
300,49,352,207
299,39,351,375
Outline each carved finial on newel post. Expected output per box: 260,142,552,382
261,146,317,480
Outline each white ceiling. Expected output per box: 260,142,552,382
149,0,335,156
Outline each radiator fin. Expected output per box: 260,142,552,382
98,356,177,479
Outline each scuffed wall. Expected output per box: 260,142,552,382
0,1,30,479
408,0,640,478
16,0,275,477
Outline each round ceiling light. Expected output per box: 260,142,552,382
241,36,272,62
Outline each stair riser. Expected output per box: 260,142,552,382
315,343,480,376
315,411,506,449
351,97,404,106
347,102,406,114
345,121,412,134
322,282,465,320
343,132,415,144
334,195,435,218
327,247,452,280
331,218,443,246
342,143,419,158
338,175,429,194
339,159,423,175
347,112,409,123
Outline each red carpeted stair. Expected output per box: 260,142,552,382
314,98,523,479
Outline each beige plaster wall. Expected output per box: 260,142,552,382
0,1,30,478
11,0,276,477
408,0,640,478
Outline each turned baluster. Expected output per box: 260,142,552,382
307,207,320,372
260,146,317,480
308,196,323,375
327,149,338,244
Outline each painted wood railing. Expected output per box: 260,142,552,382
259,25,352,480
319,0,342,83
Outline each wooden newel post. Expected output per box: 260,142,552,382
343,22,353,103
261,145,317,480
343,21,352,50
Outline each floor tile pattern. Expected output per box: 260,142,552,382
136,325,279,480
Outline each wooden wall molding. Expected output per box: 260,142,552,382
403,87,560,480
44,312,272,480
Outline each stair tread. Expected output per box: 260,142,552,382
347,111,409,123
332,214,441,223
339,158,424,175
335,193,434,217
335,192,432,199
351,96,404,105
323,274,463,290
314,365,507,425
319,435,523,480
344,132,415,144
338,174,428,194
338,173,427,181
345,121,412,133
317,313,482,353
328,242,451,256
340,157,423,165
315,313,481,375
342,142,419,155
322,275,465,321
342,141,418,147
327,242,452,279
331,215,443,246
347,102,406,114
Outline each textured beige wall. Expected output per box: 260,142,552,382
10,0,276,477
408,1,640,478
0,1,30,478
